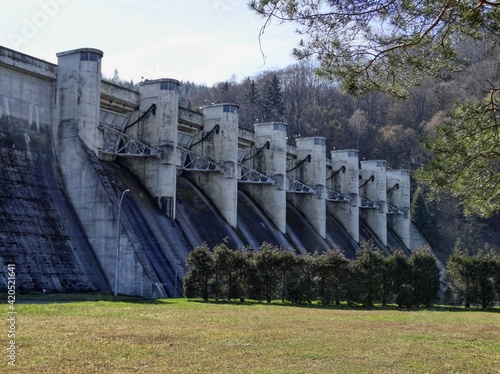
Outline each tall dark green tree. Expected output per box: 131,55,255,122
286,253,316,304
409,247,441,307
473,250,498,308
184,244,214,301
494,253,500,302
233,247,255,302
212,241,238,301
347,241,385,307
410,186,441,251
240,78,263,129
446,245,477,307
386,250,413,308
253,243,283,303
276,249,295,302
262,73,285,121
447,247,499,308
315,250,349,305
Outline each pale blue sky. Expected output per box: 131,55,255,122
1,0,300,85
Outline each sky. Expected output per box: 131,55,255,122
1,0,301,85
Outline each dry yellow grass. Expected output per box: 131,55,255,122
6,299,500,373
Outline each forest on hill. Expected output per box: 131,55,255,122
107,37,499,261
175,37,499,261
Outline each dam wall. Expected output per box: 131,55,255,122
1,45,422,297
0,47,109,292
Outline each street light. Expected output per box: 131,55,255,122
114,189,129,297
174,260,181,298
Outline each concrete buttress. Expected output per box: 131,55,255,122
329,149,360,243
54,48,161,297
243,122,288,234
123,78,180,218
192,104,239,227
291,137,327,239
359,160,388,246
387,170,411,249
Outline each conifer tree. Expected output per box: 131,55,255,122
262,73,285,121
184,244,213,301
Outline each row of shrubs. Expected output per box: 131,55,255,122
184,241,443,307
184,241,500,308
446,247,500,308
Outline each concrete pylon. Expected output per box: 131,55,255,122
56,48,103,153
192,103,239,227
360,160,388,246
387,169,411,249
242,122,288,234
291,137,327,238
124,78,180,218
328,149,360,243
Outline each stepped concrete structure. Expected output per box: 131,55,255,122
0,46,423,297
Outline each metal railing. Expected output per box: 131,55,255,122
100,125,159,158
360,196,381,209
327,188,351,202
178,146,222,172
287,177,316,194
239,163,275,185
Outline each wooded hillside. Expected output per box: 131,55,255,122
175,37,499,261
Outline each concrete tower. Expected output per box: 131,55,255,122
125,78,180,218
359,160,388,246
56,48,103,153
291,137,327,238
244,122,288,233
387,169,411,249
193,103,239,227
329,149,360,242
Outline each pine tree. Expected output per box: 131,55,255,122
262,74,284,121
409,247,441,307
183,244,213,301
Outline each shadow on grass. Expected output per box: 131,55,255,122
6,293,499,313
3,292,166,305
185,298,500,313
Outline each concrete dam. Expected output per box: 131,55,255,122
0,46,428,298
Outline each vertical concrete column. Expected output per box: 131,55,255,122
126,79,179,218
328,149,360,243
387,170,411,249
244,122,288,233
56,48,103,153
195,103,239,227
292,137,327,238
359,160,388,246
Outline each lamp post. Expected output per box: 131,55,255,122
174,260,181,298
114,189,129,297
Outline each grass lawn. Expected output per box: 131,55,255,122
4,296,500,373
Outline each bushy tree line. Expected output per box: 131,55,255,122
446,247,500,308
184,241,442,308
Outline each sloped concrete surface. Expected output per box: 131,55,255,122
0,116,109,292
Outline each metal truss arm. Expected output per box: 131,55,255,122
287,177,316,194
100,125,159,158
178,146,222,172
360,196,381,209
327,188,351,202
238,163,275,185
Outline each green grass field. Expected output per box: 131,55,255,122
4,296,500,373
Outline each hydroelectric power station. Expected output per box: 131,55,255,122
0,47,430,297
